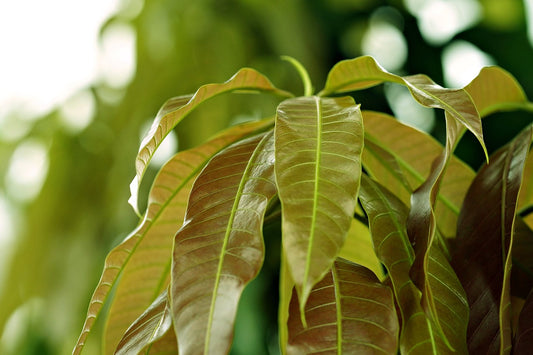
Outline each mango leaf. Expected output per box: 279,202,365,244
451,125,532,354
359,175,469,354
518,153,533,231
129,68,292,214
286,258,398,354
515,289,533,354
171,132,277,355
319,56,486,158
362,111,475,238
464,66,531,118
279,250,294,355
73,120,269,355
338,217,384,280
512,218,533,298
275,96,363,311
115,290,176,355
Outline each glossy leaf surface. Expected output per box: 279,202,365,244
115,290,176,355
275,96,363,309
171,132,277,355
129,68,291,214
74,121,269,354
362,111,475,238
320,56,486,156
286,258,398,354
359,175,468,354
451,126,532,354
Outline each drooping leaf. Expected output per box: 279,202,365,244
320,56,487,158
339,217,384,280
115,290,176,355
129,68,292,214
286,258,398,354
279,250,294,355
514,289,533,354
451,125,533,354
359,175,468,354
518,152,533,230
275,96,363,310
512,218,533,298
74,120,269,355
362,111,475,238
171,132,277,355
464,66,531,118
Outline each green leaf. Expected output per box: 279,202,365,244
514,289,533,354
464,66,531,118
338,218,384,280
451,125,533,354
115,290,176,355
359,175,469,354
74,120,268,355
320,56,487,159
362,111,475,238
129,68,292,215
286,258,398,354
171,132,277,355
275,96,363,310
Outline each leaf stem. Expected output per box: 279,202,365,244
281,56,313,96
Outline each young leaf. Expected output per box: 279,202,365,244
115,290,176,355
74,120,269,355
286,258,398,354
362,111,475,238
451,125,533,354
464,66,531,118
514,289,533,354
320,56,487,158
275,96,363,311
129,68,292,214
171,132,277,355
359,175,468,354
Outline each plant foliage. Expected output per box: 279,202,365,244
75,56,533,354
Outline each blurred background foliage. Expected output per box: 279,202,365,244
0,0,532,354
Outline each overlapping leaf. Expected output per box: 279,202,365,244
171,132,277,355
319,56,486,156
74,120,270,355
451,125,532,354
464,66,531,118
129,68,292,214
115,290,176,355
286,258,398,354
359,175,468,354
275,96,363,310
362,111,475,238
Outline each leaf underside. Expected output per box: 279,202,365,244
275,95,364,311
451,126,532,354
171,132,277,355
286,258,398,354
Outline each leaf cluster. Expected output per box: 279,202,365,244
75,56,533,354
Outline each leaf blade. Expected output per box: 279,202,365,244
275,96,364,309
130,68,291,214
451,125,533,354
286,258,399,354
171,132,277,355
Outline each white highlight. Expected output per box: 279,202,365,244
98,22,137,88
442,40,495,88
362,22,408,72
59,89,96,133
385,84,436,133
5,139,49,203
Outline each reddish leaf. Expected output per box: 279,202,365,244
171,132,277,355
515,289,533,354
451,126,532,354
286,258,398,354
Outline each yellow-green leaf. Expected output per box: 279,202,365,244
129,68,292,214
275,96,363,311
74,120,269,355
